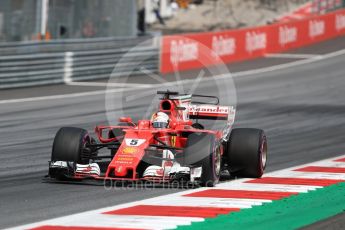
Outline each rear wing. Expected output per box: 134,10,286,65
188,104,236,123
157,91,235,123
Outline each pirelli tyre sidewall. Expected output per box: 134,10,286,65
51,127,91,164
226,128,267,178
184,132,220,187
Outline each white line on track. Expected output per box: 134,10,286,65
265,53,323,59
230,48,345,78
66,81,153,88
1,47,345,105
148,197,267,209
215,183,320,193
272,171,345,180
31,214,203,230
258,154,345,176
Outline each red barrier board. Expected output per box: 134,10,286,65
160,9,345,74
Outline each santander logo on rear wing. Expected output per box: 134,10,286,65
188,104,236,123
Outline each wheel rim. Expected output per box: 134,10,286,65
81,134,91,163
214,147,221,177
260,137,267,169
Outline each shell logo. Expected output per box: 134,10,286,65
122,147,138,154
171,136,176,147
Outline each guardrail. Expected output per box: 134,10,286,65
0,36,159,89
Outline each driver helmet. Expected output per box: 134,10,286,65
151,112,169,128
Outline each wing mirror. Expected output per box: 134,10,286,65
119,117,132,123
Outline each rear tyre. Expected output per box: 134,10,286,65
226,128,267,178
184,133,220,187
51,127,93,164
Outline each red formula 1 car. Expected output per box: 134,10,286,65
49,91,267,186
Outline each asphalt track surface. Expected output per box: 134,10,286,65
0,36,344,229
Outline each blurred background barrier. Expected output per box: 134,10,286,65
0,36,159,89
0,0,344,89
160,8,345,73
0,0,163,89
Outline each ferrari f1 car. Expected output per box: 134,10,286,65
49,91,267,186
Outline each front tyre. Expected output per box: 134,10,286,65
51,127,94,164
226,128,267,178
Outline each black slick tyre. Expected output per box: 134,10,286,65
226,128,267,178
51,127,92,164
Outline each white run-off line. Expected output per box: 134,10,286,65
1,48,345,105
264,53,323,59
8,154,345,230
67,81,154,88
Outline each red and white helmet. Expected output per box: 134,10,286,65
151,112,169,128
